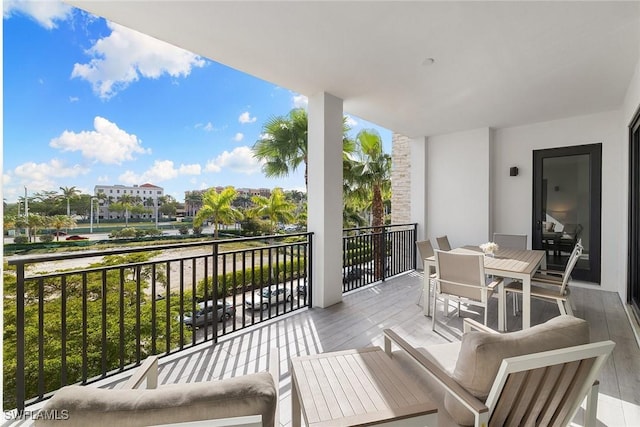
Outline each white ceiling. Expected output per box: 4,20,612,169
67,1,640,138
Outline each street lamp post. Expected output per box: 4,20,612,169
24,186,29,240
90,197,98,233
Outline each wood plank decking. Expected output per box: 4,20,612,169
7,271,639,426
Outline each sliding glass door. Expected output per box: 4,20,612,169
532,144,602,283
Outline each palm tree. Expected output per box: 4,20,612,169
345,129,391,279
49,215,76,241
60,186,81,217
252,109,354,191
185,191,203,217
110,194,136,226
193,187,244,239
251,188,296,234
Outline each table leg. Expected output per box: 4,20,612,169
291,373,301,427
522,276,531,329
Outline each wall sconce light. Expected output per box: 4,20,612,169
509,167,519,176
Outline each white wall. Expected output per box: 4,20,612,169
426,128,491,249
493,111,624,293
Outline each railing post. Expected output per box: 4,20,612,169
382,225,387,282
308,233,313,308
413,223,418,270
212,241,219,345
15,261,25,412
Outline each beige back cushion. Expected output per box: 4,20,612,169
445,315,590,425
35,372,277,427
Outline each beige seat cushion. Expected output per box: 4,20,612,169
35,372,277,427
445,315,590,425
419,342,461,377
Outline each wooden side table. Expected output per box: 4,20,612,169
290,347,437,426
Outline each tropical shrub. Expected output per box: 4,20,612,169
39,233,54,243
13,235,28,244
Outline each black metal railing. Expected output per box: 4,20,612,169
342,223,417,292
6,233,312,411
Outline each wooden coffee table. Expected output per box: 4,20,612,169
290,347,437,426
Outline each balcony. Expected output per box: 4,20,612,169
4,268,639,426
4,225,419,415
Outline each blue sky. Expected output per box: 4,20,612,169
2,1,392,204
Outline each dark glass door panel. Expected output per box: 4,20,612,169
629,107,640,317
533,144,601,283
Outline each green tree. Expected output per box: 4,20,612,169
345,129,391,278
253,108,309,188
184,191,203,217
251,188,296,234
59,186,81,217
193,187,244,239
158,196,177,220
253,109,354,191
49,215,76,241
110,194,137,226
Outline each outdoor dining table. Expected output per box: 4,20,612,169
423,245,546,330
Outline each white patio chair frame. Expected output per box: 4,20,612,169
384,320,615,427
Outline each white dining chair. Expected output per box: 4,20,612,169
492,233,527,250
502,240,583,329
432,250,503,333
416,239,436,307
436,235,452,251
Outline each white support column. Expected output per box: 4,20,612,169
308,92,344,308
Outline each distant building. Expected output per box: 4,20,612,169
184,186,271,217
94,183,164,220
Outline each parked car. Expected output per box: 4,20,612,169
244,285,292,311
296,283,307,297
52,231,68,236
343,267,364,284
181,300,235,328
66,235,89,241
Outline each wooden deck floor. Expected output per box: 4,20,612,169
10,271,640,426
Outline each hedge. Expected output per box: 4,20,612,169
196,257,307,299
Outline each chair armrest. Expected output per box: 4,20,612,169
486,278,503,290
535,269,563,278
383,329,488,417
149,415,262,427
532,271,564,286
124,355,159,389
462,318,499,334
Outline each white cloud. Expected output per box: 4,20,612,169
205,146,263,175
71,22,206,99
119,160,201,185
3,0,72,29
292,94,308,108
234,132,244,142
345,114,358,128
13,159,89,180
50,116,151,165
97,175,110,183
69,96,79,103
5,159,90,200
238,112,256,124
179,164,201,175
203,122,215,131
